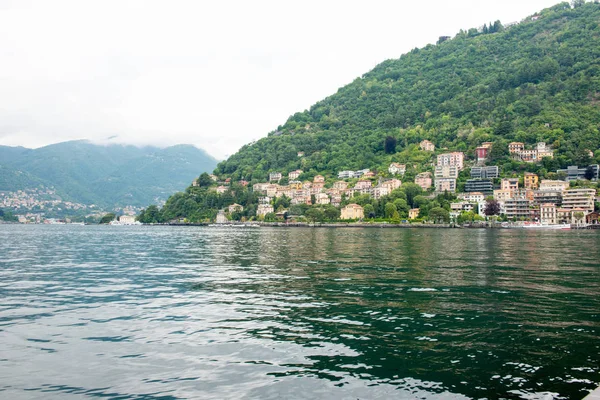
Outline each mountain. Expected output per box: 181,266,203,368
145,1,600,224
215,1,600,181
0,140,218,207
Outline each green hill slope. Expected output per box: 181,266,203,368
216,1,600,181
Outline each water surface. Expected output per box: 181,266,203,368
0,225,598,399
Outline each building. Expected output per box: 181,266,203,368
341,204,364,220
289,181,302,190
192,179,199,187
536,142,554,159
288,170,303,180
501,178,519,192
460,192,485,203
354,180,372,190
315,193,330,205
509,142,525,154
556,208,588,225
257,204,274,217
119,215,136,224
471,166,499,179
228,203,244,213
209,174,218,181
409,208,420,219
540,203,557,225
388,163,406,175
494,189,513,202
557,165,600,181
561,188,596,212
415,172,432,190
465,179,493,195
269,172,282,182
475,146,489,163
437,152,465,170
216,210,228,224
338,170,355,179
434,165,459,179
373,185,390,199
381,178,402,191
505,197,531,220
216,186,228,194
333,181,349,190
354,169,370,178
539,180,570,192
435,178,457,193
313,175,325,183
420,140,435,151
586,212,599,225
524,173,539,189
533,190,562,206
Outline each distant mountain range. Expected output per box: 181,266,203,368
0,140,218,208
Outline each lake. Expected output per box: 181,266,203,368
0,225,598,399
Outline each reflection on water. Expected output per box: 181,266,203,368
0,225,598,399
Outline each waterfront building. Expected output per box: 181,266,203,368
561,188,596,212
464,179,493,195
257,204,274,217
389,163,406,175
505,197,531,220
409,208,420,220
470,166,499,179
341,204,364,220
420,140,435,152
540,203,557,225
524,172,539,189
586,212,599,225
435,178,457,193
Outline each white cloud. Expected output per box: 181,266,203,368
0,0,562,159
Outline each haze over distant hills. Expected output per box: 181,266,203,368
0,140,218,208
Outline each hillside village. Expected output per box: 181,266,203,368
174,139,600,227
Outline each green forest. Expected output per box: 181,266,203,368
141,1,600,224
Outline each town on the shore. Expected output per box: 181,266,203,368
188,140,599,228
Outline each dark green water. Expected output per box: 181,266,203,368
0,225,598,399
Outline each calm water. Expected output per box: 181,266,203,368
0,225,599,399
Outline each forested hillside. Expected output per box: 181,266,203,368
217,1,600,181
147,1,600,224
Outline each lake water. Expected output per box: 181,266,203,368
0,225,598,399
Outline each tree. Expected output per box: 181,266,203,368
197,172,213,187
99,213,116,224
384,202,397,218
264,212,277,222
384,136,397,154
401,183,423,207
573,211,585,226
584,166,596,181
484,199,501,216
391,210,401,224
305,208,325,223
324,206,340,221
429,207,450,223
363,204,375,218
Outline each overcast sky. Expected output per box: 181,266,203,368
0,0,562,159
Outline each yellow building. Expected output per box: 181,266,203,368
524,172,539,189
409,208,420,220
341,204,364,220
